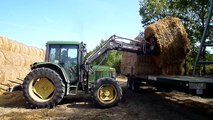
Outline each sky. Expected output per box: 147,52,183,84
0,0,142,51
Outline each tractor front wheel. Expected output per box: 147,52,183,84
22,68,65,108
93,78,122,108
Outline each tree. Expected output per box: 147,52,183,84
140,0,209,45
139,0,210,74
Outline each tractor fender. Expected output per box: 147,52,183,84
30,62,69,84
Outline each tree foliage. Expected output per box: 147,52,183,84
86,40,121,74
139,0,209,45
139,0,211,74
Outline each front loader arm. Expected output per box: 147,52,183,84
86,35,153,64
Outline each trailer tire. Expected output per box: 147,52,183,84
131,78,139,92
23,68,65,108
93,78,122,108
127,77,132,90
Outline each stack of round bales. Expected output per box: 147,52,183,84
0,36,45,93
121,16,190,75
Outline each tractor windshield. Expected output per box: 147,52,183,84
48,44,78,81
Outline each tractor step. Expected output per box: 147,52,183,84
69,85,78,95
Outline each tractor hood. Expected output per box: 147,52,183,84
89,65,116,83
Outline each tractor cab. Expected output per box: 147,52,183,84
45,41,82,84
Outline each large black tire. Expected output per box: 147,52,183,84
127,77,132,90
131,78,140,92
22,68,65,108
93,78,122,108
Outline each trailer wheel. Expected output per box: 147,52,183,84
23,68,65,108
127,77,132,90
93,78,122,108
131,78,139,92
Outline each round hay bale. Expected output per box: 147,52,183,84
144,16,190,68
121,16,190,76
166,64,184,75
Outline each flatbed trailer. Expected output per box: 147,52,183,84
128,75,213,96
127,0,213,97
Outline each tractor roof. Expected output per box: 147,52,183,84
46,41,80,45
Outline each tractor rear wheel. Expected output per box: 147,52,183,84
93,78,122,108
22,68,65,108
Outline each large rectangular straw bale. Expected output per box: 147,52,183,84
135,56,160,75
120,52,137,75
0,35,45,93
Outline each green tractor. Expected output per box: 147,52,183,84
21,35,152,108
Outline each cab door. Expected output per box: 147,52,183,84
47,44,79,83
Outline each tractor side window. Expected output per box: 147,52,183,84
61,45,78,81
60,46,78,69
49,45,60,63
68,48,77,66
61,48,68,64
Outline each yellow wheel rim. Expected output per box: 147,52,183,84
97,84,117,104
29,77,55,102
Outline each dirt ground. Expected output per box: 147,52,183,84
0,78,212,120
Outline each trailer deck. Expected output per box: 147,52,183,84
133,75,213,96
